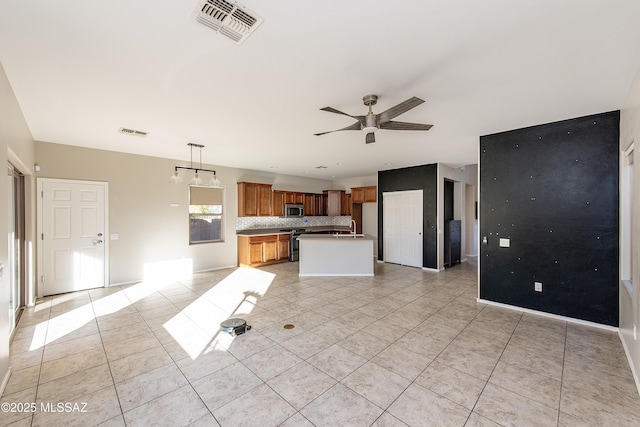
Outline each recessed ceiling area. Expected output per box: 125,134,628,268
1,1,640,179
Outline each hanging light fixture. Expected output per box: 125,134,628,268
169,143,222,187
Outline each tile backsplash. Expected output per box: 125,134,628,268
236,216,351,230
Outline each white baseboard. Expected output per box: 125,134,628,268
0,367,11,398
107,264,238,287
477,298,618,332
619,330,640,397
422,267,442,273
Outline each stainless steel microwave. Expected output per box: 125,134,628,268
285,204,304,217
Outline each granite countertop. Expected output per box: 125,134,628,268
236,225,351,236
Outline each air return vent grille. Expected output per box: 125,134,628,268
118,127,148,137
193,0,263,44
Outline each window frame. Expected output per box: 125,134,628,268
188,185,225,245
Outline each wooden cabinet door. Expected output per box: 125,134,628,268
352,188,364,203
303,194,315,216
272,191,285,217
325,190,342,216
238,182,258,216
314,194,325,216
248,241,263,264
277,234,290,261
257,184,272,216
341,193,351,216
363,186,377,202
262,238,278,262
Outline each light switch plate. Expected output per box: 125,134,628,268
499,238,510,247
111,234,119,240
535,281,543,292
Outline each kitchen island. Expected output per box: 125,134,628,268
298,234,375,276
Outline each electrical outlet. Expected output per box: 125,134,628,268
534,281,543,292
634,325,637,341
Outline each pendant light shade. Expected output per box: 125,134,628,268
169,170,183,184
190,172,203,185
209,174,222,187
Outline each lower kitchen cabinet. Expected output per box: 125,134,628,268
238,234,290,267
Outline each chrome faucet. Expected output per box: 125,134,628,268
351,219,357,235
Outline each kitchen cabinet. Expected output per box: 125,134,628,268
272,190,286,217
341,192,351,216
277,233,290,261
324,190,344,216
285,192,304,204
238,182,272,217
351,186,377,203
314,194,326,216
238,233,290,267
303,193,315,216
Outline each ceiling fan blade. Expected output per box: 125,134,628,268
379,121,433,131
314,121,362,136
320,107,365,124
377,97,425,124
365,132,375,144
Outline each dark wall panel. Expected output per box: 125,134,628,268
480,111,619,326
378,164,437,269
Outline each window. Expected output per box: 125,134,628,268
189,186,224,244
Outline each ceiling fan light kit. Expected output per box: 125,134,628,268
169,143,222,187
315,94,433,144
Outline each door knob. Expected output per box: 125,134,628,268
97,233,103,237
93,239,103,245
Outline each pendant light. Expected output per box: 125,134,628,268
168,143,221,186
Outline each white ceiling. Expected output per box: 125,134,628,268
1,1,640,179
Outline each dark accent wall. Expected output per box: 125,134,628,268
378,164,438,269
479,111,620,326
444,180,454,222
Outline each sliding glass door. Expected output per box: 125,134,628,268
8,163,25,335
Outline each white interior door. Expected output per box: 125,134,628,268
40,179,107,296
383,190,423,267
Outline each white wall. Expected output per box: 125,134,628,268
0,61,35,395
620,65,640,393
34,142,333,285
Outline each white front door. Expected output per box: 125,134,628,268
383,190,423,268
40,179,108,296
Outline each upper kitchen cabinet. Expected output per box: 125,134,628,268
351,186,377,203
238,182,272,216
324,190,344,216
341,192,351,216
272,190,286,217
314,194,326,216
303,193,315,216
285,192,304,204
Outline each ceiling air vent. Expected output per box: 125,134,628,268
118,127,148,137
192,0,263,44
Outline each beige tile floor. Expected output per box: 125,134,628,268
3,260,640,426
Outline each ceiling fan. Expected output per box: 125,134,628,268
314,94,433,143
